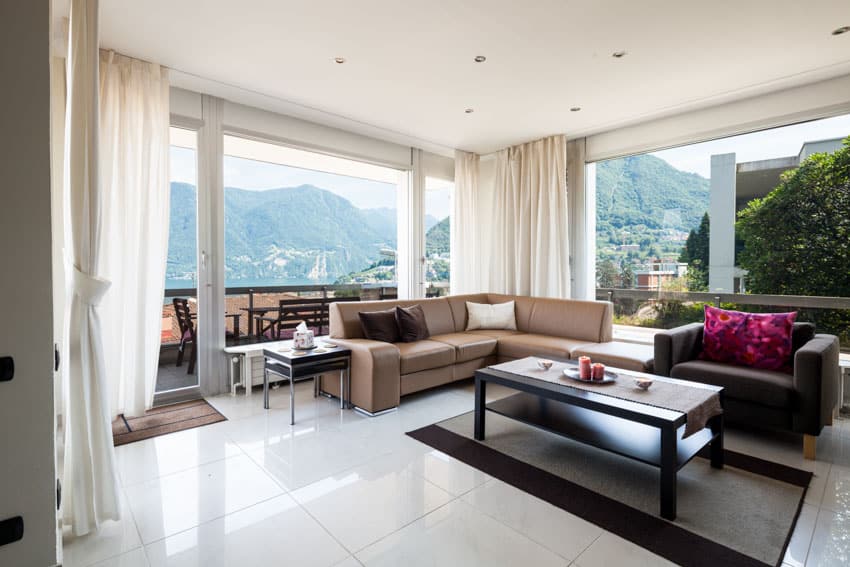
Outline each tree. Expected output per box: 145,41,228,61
620,263,635,289
737,137,850,297
597,259,617,288
679,212,710,290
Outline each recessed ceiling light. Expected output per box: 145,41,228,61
570,107,581,112
474,55,487,63
464,108,474,114
612,50,627,58
832,26,850,36
334,57,346,64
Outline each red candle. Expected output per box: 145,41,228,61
578,356,592,379
592,363,605,381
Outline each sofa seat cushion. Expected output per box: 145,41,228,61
670,360,794,408
465,329,523,340
429,333,498,363
570,341,655,373
497,334,588,360
395,340,456,374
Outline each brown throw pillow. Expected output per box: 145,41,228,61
358,308,400,343
395,305,430,342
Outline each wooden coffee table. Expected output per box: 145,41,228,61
474,359,724,520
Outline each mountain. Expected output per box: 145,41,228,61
167,183,397,284
596,154,710,262
425,217,450,255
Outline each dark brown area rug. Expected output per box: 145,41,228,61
112,399,226,446
408,410,812,567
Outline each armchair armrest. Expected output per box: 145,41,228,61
331,338,401,413
792,334,840,435
653,322,704,377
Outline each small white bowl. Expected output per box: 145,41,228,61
537,359,554,371
634,377,653,390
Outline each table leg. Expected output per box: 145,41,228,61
709,413,724,469
474,375,486,441
339,369,345,409
660,425,677,520
230,355,238,396
346,364,351,409
245,355,254,397
290,373,295,425
263,364,270,410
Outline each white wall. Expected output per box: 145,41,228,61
585,73,850,162
170,87,415,170
0,1,58,565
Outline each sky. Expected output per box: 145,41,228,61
650,113,850,178
170,150,454,219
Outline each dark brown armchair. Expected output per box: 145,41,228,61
654,321,840,459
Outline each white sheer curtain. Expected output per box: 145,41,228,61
451,150,480,294
63,1,170,537
63,0,121,536
98,50,170,418
489,135,570,297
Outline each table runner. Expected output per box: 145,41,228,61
489,357,722,438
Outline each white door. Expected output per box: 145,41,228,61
0,1,59,566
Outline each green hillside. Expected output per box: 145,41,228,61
425,217,450,255
596,154,709,264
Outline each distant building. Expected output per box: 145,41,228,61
633,260,688,291
709,138,844,292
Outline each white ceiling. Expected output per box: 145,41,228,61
90,0,850,154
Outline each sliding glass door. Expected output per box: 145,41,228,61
156,126,202,402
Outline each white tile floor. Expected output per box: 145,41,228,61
63,380,850,566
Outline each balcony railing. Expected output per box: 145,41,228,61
596,288,850,351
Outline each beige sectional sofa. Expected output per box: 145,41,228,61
326,293,653,414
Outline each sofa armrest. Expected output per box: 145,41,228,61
653,322,704,377
792,334,840,435
332,338,401,413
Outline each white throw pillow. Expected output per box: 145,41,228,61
466,301,517,331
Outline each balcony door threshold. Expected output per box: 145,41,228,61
153,385,203,408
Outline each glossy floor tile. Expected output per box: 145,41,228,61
64,379,849,567
62,489,143,567
124,454,284,544
144,495,348,567
573,532,676,567
355,500,566,567
89,548,150,567
292,456,455,552
115,424,242,487
805,508,850,567
462,478,601,561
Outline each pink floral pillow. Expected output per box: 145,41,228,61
699,305,796,372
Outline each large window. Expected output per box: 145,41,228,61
222,136,403,288
592,113,850,346
424,176,453,296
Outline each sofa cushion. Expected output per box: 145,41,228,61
497,333,589,360
429,333,498,363
700,305,796,372
527,297,614,343
395,340,456,374
464,329,523,339
466,301,517,331
396,305,430,342
358,308,400,343
570,341,655,373
446,293,490,332
670,360,794,408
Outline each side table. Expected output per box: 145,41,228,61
263,342,352,425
